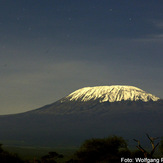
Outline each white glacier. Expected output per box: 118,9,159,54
65,85,160,102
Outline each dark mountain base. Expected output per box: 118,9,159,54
0,100,162,147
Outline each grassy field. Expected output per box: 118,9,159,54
1,141,162,162
3,145,78,162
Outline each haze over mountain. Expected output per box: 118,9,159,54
0,85,162,147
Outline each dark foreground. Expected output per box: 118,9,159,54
1,135,163,163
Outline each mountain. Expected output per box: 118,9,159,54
64,85,159,102
32,85,160,115
0,85,162,147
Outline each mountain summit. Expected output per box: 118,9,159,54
64,85,160,103
0,85,162,147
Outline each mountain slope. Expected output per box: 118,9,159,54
0,85,162,147
32,85,160,115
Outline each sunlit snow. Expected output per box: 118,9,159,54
66,85,160,102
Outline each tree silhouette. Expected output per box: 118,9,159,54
74,136,130,163
0,144,23,163
159,138,163,155
41,151,63,163
133,133,159,158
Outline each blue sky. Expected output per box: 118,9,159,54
0,0,163,114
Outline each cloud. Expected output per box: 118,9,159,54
149,34,163,39
153,21,163,29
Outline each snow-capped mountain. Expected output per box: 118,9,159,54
64,85,160,102
0,85,162,147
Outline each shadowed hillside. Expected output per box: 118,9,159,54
0,99,162,147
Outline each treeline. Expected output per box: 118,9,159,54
0,144,23,162
1,135,163,163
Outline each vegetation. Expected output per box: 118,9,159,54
66,135,162,162
71,136,130,162
133,134,160,158
0,135,163,162
159,138,163,155
41,151,64,163
0,144,23,163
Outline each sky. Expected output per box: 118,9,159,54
0,0,163,115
